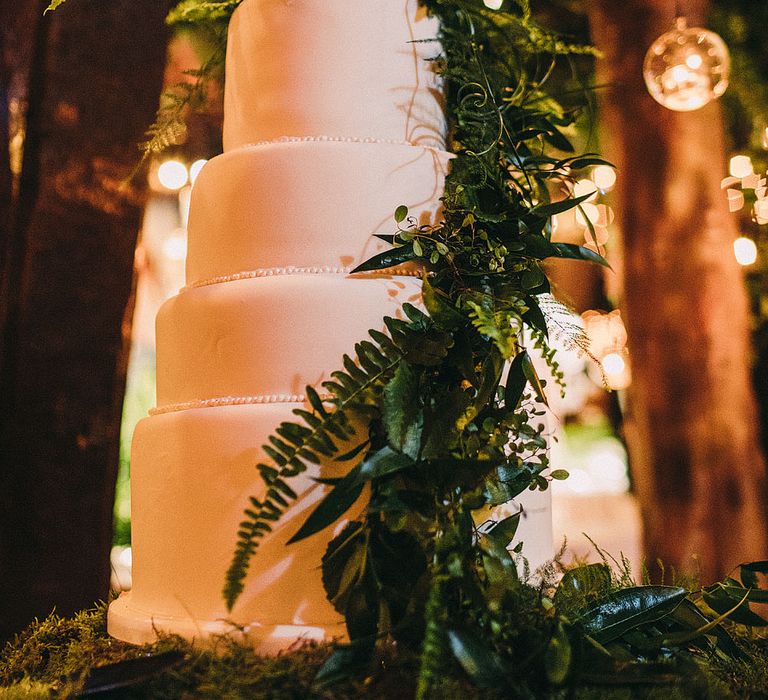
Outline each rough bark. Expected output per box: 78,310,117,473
0,0,170,640
589,0,767,581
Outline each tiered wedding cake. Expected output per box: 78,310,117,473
108,0,552,652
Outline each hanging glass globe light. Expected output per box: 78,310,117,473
643,16,730,112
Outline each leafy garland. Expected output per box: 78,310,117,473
45,0,768,694
220,0,606,615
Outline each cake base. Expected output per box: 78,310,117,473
107,595,347,654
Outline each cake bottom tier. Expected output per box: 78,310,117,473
108,402,363,652
108,403,553,652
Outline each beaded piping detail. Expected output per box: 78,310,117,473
239,134,445,151
150,392,334,416
185,266,422,290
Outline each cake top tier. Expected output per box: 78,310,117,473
223,0,445,151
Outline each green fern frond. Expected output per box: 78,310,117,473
416,570,449,700
466,297,522,360
223,325,403,610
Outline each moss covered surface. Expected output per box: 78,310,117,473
1,605,768,699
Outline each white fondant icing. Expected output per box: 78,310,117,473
155,275,421,407
117,404,367,647
185,140,451,285
223,0,445,150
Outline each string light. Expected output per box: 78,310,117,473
483,0,503,8
729,155,754,179
190,159,208,185
574,202,601,227
591,165,617,191
573,179,599,202
643,16,730,112
157,160,189,190
734,236,758,266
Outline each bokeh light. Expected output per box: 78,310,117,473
157,160,188,190
643,17,730,112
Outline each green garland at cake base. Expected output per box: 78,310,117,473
2,582,768,700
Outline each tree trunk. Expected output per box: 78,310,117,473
0,0,170,641
589,0,767,582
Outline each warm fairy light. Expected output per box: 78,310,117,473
483,0,503,8
602,352,625,376
601,351,632,390
643,17,730,111
157,160,189,190
189,159,208,185
729,155,754,179
575,202,600,227
591,165,617,191
734,236,758,266
573,178,599,202
755,199,768,224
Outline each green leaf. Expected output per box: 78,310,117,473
334,441,369,463
522,295,548,337
357,446,415,483
447,628,508,688
394,204,409,223
305,385,327,414
322,521,367,613
521,351,548,407
566,156,616,170
521,265,545,290
504,351,527,410
738,560,768,588
288,466,364,544
422,277,464,329
544,622,572,686
351,243,415,273
555,563,612,611
580,586,687,645
313,640,374,689
551,242,611,268
382,363,423,459
669,599,747,660
543,128,574,153
483,513,521,549
704,583,768,623
550,469,569,480
530,191,595,218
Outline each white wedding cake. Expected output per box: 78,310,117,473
108,0,552,653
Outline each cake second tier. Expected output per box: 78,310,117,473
185,140,451,287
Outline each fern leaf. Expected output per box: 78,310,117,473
416,571,449,700
224,321,404,610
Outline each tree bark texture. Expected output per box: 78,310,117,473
589,0,767,582
0,0,170,640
